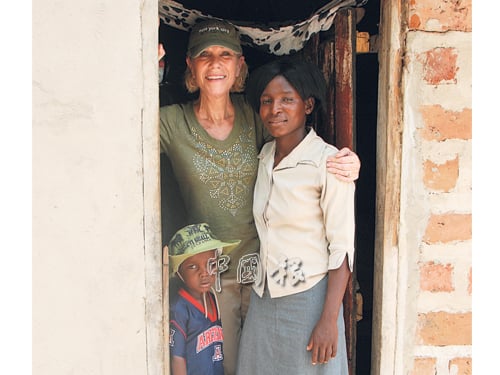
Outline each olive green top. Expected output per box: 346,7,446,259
160,94,271,278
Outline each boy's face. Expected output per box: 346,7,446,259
178,250,217,298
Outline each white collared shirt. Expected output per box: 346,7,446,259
252,128,355,298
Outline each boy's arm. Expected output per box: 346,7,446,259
171,356,187,375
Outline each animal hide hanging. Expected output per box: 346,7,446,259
158,0,367,56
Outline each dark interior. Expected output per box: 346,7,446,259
159,1,380,373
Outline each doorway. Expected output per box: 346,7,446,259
158,1,380,373
354,1,379,373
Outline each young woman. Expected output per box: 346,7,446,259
237,58,355,374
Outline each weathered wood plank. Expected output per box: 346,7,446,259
334,8,357,375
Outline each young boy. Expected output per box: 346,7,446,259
167,223,240,375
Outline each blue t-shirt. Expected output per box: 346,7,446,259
170,288,224,375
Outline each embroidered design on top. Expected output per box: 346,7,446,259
270,255,305,287
191,125,258,216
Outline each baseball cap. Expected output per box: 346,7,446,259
187,19,242,57
168,223,240,274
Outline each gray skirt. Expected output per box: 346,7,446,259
236,276,348,375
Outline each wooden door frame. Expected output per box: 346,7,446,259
371,0,405,374
156,2,405,373
324,4,406,374
332,10,358,375
303,3,406,373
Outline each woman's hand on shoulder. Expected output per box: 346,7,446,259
326,147,360,182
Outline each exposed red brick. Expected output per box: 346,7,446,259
423,157,459,192
420,261,454,292
423,213,472,244
449,357,472,375
410,357,437,375
418,48,458,85
409,14,421,29
417,312,472,345
419,105,472,141
408,0,472,32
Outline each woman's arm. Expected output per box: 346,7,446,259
306,257,350,365
307,153,355,364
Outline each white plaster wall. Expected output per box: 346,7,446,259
33,1,163,374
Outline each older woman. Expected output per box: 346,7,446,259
159,19,360,375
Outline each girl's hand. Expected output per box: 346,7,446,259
306,318,339,365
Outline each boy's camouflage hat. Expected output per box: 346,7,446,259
168,223,240,274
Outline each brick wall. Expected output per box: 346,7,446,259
403,1,472,374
